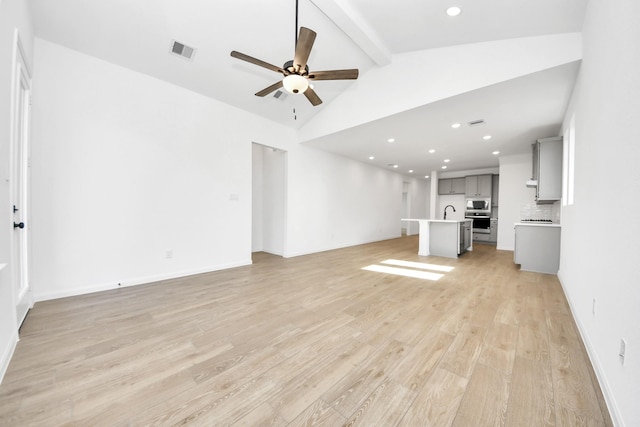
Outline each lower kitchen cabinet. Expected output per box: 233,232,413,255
514,223,561,274
473,233,491,243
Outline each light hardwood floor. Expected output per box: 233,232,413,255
0,236,612,426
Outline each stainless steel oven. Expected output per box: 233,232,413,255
465,214,491,234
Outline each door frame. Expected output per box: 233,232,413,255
10,31,33,327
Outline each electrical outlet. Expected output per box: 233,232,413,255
166,249,173,259
592,298,596,316
619,338,626,365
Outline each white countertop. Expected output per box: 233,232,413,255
514,222,561,228
402,218,471,223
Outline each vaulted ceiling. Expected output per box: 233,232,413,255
27,0,587,177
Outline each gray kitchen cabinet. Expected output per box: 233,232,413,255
491,175,499,207
514,224,561,274
473,232,491,242
489,218,498,243
465,174,493,197
532,136,562,203
438,177,466,195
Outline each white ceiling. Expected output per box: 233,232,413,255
27,0,587,177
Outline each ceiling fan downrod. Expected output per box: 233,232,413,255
295,0,299,48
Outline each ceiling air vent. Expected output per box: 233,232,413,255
170,40,196,60
467,119,485,127
273,90,288,101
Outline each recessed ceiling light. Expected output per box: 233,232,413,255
388,138,395,143
444,159,450,163
393,164,399,168
368,156,375,160
428,149,436,154
446,6,462,17
441,166,448,170
408,170,414,173
492,151,500,155
483,135,492,140
451,123,461,129
424,175,430,179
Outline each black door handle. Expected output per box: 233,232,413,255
13,222,24,229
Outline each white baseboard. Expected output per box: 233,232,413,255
557,271,623,427
0,330,19,385
34,259,252,302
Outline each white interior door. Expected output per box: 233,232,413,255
11,36,32,327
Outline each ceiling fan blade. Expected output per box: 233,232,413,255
293,27,316,73
255,80,284,97
308,69,359,80
230,51,285,74
304,87,322,106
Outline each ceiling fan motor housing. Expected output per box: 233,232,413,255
283,60,309,76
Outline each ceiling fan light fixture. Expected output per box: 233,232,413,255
446,6,462,17
283,74,309,94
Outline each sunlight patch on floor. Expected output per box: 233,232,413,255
362,264,445,281
362,259,454,281
380,259,454,272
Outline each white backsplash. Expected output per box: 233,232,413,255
520,203,553,221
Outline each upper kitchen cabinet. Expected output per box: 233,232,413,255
532,136,563,203
492,175,499,207
438,178,466,195
465,174,493,197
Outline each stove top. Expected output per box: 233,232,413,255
520,219,553,223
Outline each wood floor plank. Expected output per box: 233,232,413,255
494,296,524,326
505,356,555,427
549,343,605,423
266,339,373,422
287,399,346,427
391,304,446,347
478,321,518,374
517,318,551,364
0,238,612,425
342,378,416,427
322,339,408,418
452,363,511,427
388,326,455,391
232,402,289,426
438,323,487,378
399,367,468,426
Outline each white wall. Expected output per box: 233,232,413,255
29,38,413,299
30,39,296,300
558,1,640,425
496,154,537,250
0,0,33,383
282,145,404,257
260,146,286,256
251,144,263,252
436,195,465,220
300,33,582,143
406,177,430,235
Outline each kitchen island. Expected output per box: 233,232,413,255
401,219,473,258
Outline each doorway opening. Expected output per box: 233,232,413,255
252,143,287,260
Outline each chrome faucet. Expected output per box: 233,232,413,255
444,204,456,220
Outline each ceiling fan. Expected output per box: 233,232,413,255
230,0,359,106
